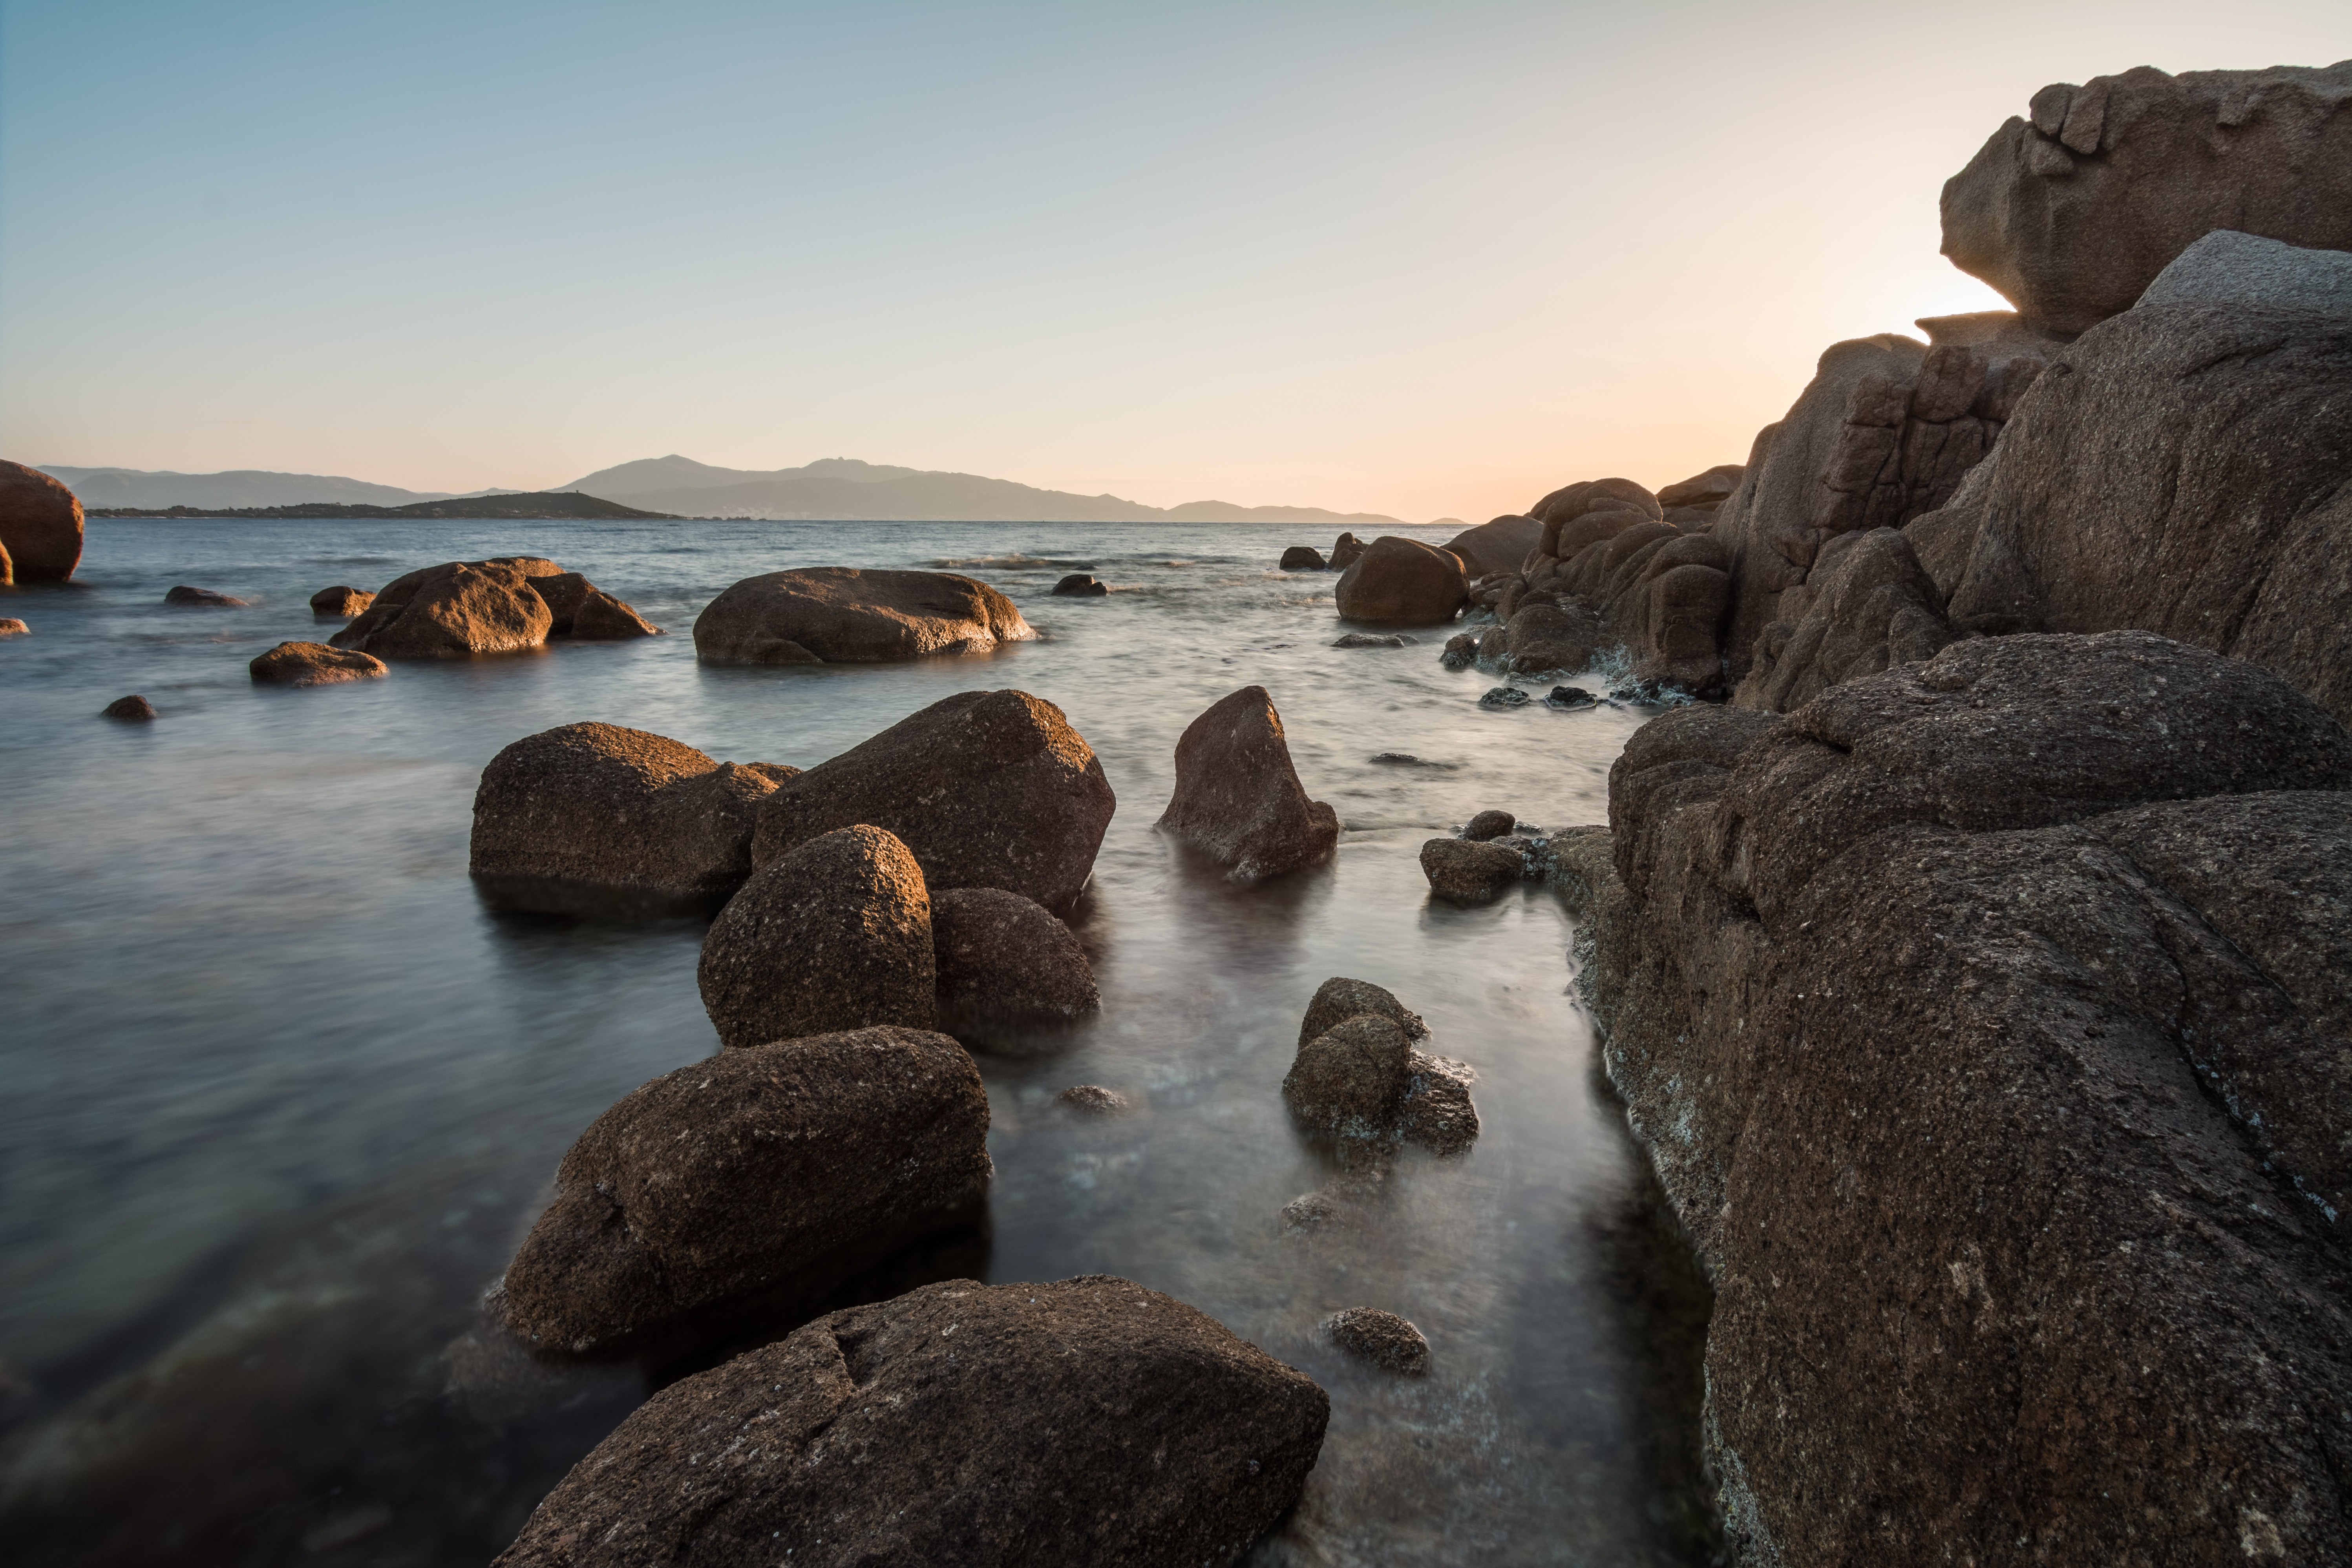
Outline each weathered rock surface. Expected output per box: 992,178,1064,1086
1157,685,1338,880
699,825,936,1050
1502,600,1603,675
751,689,1113,913
930,885,1099,1046
1051,573,1108,597
248,641,389,688
1942,62,2352,336
1656,464,1744,514
499,1027,990,1356
1733,527,1959,711
1055,1084,1128,1117
1329,532,1365,570
1572,633,2352,1564
1298,977,1426,1050
1444,515,1543,577
1324,1308,1429,1376
1397,1052,1480,1155
100,695,155,721
2139,229,2352,317
1332,536,1466,626
1279,545,1327,571
1419,837,1524,902
0,461,83,582
471,723,799,908
308,585,373,617
164,584,247,607
1283,1015,1413,1139
331,560,554,659
694,567,1034,664
493,1275,1328,1568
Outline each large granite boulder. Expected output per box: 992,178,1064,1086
570,589,662,639
1570,633,2352,1564
750,690,1113,913
331,559,554,658
0,461,83,582
1656,464,1744,520
930,885,1100,1047
1157,686,1338,881
498,1027,990,1356
493,1275,1328,1568
694,567,1034,663
470,723,799,909
1332,536,1466,626
1443,515,1543,577
248,641,388,688
1942,62,2352,336
700,825,936,1050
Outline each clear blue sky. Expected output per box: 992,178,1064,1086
2,1,2343,519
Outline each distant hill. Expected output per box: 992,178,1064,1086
88,491,675,521
38,465,508,509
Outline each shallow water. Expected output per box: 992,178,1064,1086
0,519,1714,1565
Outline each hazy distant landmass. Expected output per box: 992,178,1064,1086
87,491,674,522
46,454,1416,526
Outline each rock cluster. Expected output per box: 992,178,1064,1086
0,460,83,583
1157,685,1338,881
332,556,659,659
694,566,1032,663
249,641,388,687
1282,978,1477,1154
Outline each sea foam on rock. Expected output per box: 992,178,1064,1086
694,566,1033,663
1157,685,1338,881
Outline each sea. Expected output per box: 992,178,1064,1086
0,517,1717,1566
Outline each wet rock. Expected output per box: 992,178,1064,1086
1280,545,1327,571
1332,536,1467,626
1443,515,1543,577
1942,63,2352,335
752,689,1114,913
1474,623,1509,663
1281,1192,1342,1231
1157,685,1338,881
0,618,27,638
1504,601,1603,674
332,560,554,659
699,825,935,1050
1477,686,1530,709
0,460,83,582
568,589,663,639
248,641,389,687
1462,809,1515,841
1329,532,1365,570
1439,632,1478,670
499,1026,990,1356
1419,837,1525,902
1055,1084,1129,1117
1051,573,1109,597
930,886,1100,1046
1368,752,1458,770
309,585,373,617
1324,1308,1429,1376
493,1275,1328,1568
1398,1053,1480,1155
1299,977,1428,1049
1331,632,1413,649
471,723,799,909
164,584,248,607
100,695,156,721
1283,1015,1413,1139
694,566,1034,663
1545,686,1596,710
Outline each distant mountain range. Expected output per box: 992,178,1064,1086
84,492,673,522
40,456,1424,527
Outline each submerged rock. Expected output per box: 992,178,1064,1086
1333,536,1466,626
100,694,156,721
1545,686,1597,710
331,560,554,659
498,1026,990,1356
1051,573,1109,597
699,825,936,1050
0,460,83,582
694,566,1034,663
1398,1052,1480,1155
930,886,1100,1046
1280,545,1328,571
249,641,388,687
1325,1308,1429,1376
1331,632,1413,649
1461,809,1515,841
493,1276,1329,1568
1157,685,1338,881
751,689,1114,913
1055,1084,1129,1117
1419,838,1525,902
1477,686,1530,709
308,585,373,618
164,584,248,607
1439,632,1478,669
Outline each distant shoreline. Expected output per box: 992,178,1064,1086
88,511,1455,527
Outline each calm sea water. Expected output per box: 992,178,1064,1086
0,518,1715,1566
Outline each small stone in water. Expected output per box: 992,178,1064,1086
1478,686,1530,708
101,694,157,721
1462,810,1515,841
0,618,28,638
164,584,250,607
1282,1192,1342,1231
1546,686,1597,710
1051,573,1109,597
1054,1084,1128,1117
1440,633,1478,670
1332,632,1414,649
1368,752,1461,770
1325,1307,1430,1376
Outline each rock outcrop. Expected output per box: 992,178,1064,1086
0,461,82,583
699,825,936,1050
248,641,389,687
2139,228,2352,317
332,560,555,659
930,885,1100,1047
750,689,1114,913
694,567,1034,663
1332,536,1466,625
308,585,373,618
1941,62,2352,336
499,1027,991,1356
470,723,799,909
1732,527,1959,711
1656,464,1744,528
493,1275,1328,1568
1571,632,2352,1564
1157,686,1338,880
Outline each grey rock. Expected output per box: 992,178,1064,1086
2138,229,2352,318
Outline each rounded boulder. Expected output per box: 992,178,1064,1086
1420,837,1526,902
330,560,553,658
0,461,83,583
1332,535,1467,626
249,641,388,687
1283,1015,1414,1139
931,885,1100,1048
694,566,1034,664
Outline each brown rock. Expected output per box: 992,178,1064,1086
1329,532,1365,570
1298,977,1428,1049
1503,600,1603,675
1443,515,1543,576
1418,837,1524,902
751,689,1114,913
1156,685,1338,881
492,1275,1329,1568
1462,809,1515,841
1734,528,1958,711
930,885,1100,1046
1279,545,1327,571
1324,1307,1429,1376
0,461,83,582
0,618,27,638
1942,63,2352,336
1655,465,1744,511
0,534,11,586
1052,573,1108,597
699,825,936,1050
1054,1084,1128,1117
1528,476,1661,533
164,584,247,607
1398,1052,1480,1155
569,589,662,639
1332,536,1467,626
1283,1015,1412,1139
248,641,388,688
498,1026,990,1356
525,571,595,632
471,723,799,908
308,586,373,618
330,560,554,658
693,566,1034,664
100,695,156,721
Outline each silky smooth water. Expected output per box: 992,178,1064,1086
0,519,1715,1566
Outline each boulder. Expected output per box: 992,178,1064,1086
1477,685,1530,708
1545,685,1596,710
1461,809,1515,841
2138,229,2352,317
1298,977,1427,1049
526,570,595,631
471,723,800,908
0,619,27,638
498,1027,990,1356
1503,601,1602,675
1397,1052,1480,1155
164,584,247,607
1443,515,1543,577
1324,1308,1429,1376
694,567,1034,664
1279,545,1327,571
569,589,662,639
1655,465,1744,512
1418,837,1524,902
1156,685,1339,881
1332,536,1466,626
751,690,1113,913
0,534,10,586
1051,573,1108,597
1283,1015,1413,1139
0,461,83,582
1329,532,1365,570
330,559,554,658
492,1276,1328,1568
100,695,155,721
1528,477,1660,534
248,641,388,688
1942,63,2352,336
930,886,1100,1045
308,585,373,618
699,825,936,1051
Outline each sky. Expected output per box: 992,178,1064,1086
1,2,2345,522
